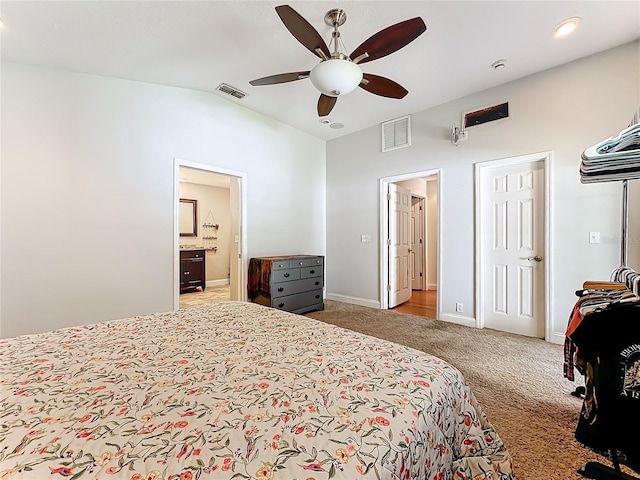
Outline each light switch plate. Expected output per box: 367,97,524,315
589,232,600,244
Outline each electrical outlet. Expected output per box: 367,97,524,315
361,234,371,243
455,302,463,313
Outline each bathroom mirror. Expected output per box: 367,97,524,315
179,198,197,237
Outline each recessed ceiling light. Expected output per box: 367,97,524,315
330,123,344,129
554,17,581,38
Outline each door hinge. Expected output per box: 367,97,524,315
420,205,423,210
387,193,391,201
420,272,423,276
386,239,391,246
387,285,391,292
420,239,423,244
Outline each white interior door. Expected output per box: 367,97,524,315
481,160,545,337
389,183,412,308
411,196,424,290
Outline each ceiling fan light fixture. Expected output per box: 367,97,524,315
310,59,363,97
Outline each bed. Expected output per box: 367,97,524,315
0,301,513,480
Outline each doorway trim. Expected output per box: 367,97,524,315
474,151,553,341
173,158,248,310
379,169,442,317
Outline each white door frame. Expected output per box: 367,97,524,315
173,158,248,310
474,151,553,341
380,169,442,314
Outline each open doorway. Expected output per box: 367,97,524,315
173,158,247,311
379,170,441,319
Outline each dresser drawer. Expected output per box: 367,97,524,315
301,266,323,279
272,268,300,283
290,258,313,268
180,249,205,260
309,257,323,266
272,260,290,270
272,277,324,299
273,289,323,312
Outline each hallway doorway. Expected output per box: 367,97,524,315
379,169,441,319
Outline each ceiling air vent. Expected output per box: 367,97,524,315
215,83,247,99
381,115,411,152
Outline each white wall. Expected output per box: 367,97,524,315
1,63,326,338
326,41,639,343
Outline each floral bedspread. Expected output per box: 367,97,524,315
0,302,513,480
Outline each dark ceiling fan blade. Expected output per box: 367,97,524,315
275,5,331,59
249,71,310,86
360,73,408,99
350,17,426,64
318,94,337,117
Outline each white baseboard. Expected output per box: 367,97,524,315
438,312,476,328
427,283,437,290
548,331,565,345
207,279,230,287
325,293,381,309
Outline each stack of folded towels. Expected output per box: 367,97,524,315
580,119,640,183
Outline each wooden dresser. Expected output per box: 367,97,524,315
180,249,206,292
248,255,324,314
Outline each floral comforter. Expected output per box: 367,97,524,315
0,302,513,480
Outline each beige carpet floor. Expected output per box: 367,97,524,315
306,300,633,480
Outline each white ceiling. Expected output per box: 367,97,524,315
1,1,638,141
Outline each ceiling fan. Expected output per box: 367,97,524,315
249,5,427,117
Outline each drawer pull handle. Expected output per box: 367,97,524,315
315,281,320,285
284,273,290,278
299,261,304,265
278,263,284,267
278,303,285,308
315,295,320,299
309,269,315,274
278,287,284,292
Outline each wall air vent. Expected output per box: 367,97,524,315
381,115,411,152
463,102,509,128
215,83,248,99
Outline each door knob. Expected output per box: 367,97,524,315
526,255,543,262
